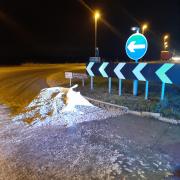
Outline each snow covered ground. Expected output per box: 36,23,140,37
13,85,124,127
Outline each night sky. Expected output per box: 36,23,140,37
0,0,179,64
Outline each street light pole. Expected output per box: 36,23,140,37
95,16,97,56
94,10,100,57
141,23,149,100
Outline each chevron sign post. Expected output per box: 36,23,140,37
114,63,126,96
86,62,95,90
86,62,180,100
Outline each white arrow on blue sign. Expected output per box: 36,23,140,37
155,63,174,84
86,62,95,77
99,62,109,78
132,63,147,81
125,33,148,62
114,63,126,79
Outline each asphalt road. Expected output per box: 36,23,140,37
0,107,180,179
0,64,85,114
0,64,180,179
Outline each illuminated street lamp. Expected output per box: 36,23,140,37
165,44,168,50
131,27,140,33
94,10,101,57
163,34,169,50
142,23,148,34
164,35,169,41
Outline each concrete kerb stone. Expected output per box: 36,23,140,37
85,96,129,112
85,96,180,125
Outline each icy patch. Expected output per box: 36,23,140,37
13,85,123,127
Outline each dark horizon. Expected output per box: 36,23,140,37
0,0,179,64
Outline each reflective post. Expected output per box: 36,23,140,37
108,77,112,94
119,79,122,96
145,81,149,100
90,77,94,90
161,82,166,101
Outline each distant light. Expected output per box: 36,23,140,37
131,27,140,33
131,27,136,31
142,23,148,31
94,10,101,20
172,56,180,61
164,42,168,45
164,35,169,40
165,45,168,48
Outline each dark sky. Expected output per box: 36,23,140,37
0,0,179,64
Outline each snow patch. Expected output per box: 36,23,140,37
13,85,119,127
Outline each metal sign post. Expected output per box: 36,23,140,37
114,63,126,96
133,60,139,96
108,77,112,94
119,79,122,96
69,78,72,87
86,62,95,91
90,77,94,90
82,79,85,87
145,81,149,100
161,82,166,101
99,62,109,93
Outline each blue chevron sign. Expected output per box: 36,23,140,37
155,64,175,84
86,62,180,85
125,33,148,61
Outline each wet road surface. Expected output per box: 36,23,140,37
0,107,180,179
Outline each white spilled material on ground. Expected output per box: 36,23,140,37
13,85,124,126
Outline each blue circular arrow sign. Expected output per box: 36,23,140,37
125,33,148,62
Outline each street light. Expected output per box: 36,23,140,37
142,23,148,34
94,10,101,57
165,44,168,50
94,11,100,20
164,35,169,41
131,27,140,33
163,34,169,50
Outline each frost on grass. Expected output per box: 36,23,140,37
13,85,123,126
